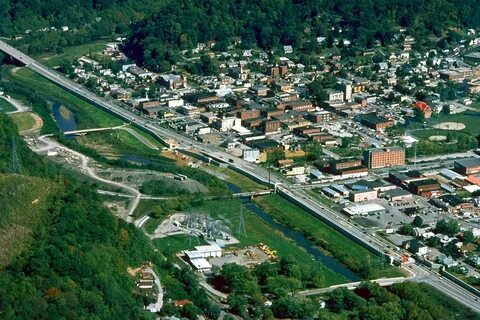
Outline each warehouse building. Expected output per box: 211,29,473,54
454,158,480,175
343,203,386,216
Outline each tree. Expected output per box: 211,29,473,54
304,140,323,161
266,276,302,296
435,219,459,237
398,223,415,236
442,105,450,115
412,215,423,227
307,79,328,106
463,230,475,244
279,257,301,279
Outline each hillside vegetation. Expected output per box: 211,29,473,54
0,113,221,319
123,0,480,71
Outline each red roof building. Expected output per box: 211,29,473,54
414,101,432,119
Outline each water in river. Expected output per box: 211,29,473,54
52,102,77,134
226,182,361,281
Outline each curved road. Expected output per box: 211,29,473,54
34,135,140,222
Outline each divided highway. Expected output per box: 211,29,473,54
1,40,479,312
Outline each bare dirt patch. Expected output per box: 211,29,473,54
433,122,466,130
428,135,447,141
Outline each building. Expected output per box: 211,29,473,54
284,166,305,176
159,74,187,89
184,244,222,273
358,113,394,132
249,85,269,97
326,89,344,102
238,109,261,120
413,101,432,119
363,147,405,169
243,148,260,162
408,178,441,197
215,117,242,132
261,119,280,134
454,158,480,175
349,189,378,202
383,188,413,202
329,159,363,173
403,240,428,256
343,203,386,216
306,111,336,124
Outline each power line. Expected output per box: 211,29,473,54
9,133,22,175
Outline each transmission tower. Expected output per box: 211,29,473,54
238,207,247,238
10,134,22,175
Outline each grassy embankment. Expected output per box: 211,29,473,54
202,164,267,192
254,194,403,279
0,97,16,112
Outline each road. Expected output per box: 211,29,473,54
33,135,141,221
144,267,163,313
2,40,479,312
296,276,407,297
2,95,29,114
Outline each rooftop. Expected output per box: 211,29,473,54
454,158,480,168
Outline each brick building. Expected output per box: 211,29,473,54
363,147,405,169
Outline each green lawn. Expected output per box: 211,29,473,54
191,198,347,286
152,235,209,255
35,40,110,67
253,194,403,279
77,129,163,159
0,97,16,112
204,165,267,192
429,111,480,136
9,112,36,132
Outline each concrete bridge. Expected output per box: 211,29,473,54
64,124,127,135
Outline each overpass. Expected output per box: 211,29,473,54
1,40,479,312
64,124,128,135
296,276,407,297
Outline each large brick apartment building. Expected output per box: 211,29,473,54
363,147,405,169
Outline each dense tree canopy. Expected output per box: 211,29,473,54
123,0,480,70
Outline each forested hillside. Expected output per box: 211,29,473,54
0,0,167,54
0,114,154,318
123,0,480,71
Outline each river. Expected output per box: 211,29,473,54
225,182,360,281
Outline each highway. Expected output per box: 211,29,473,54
1,40,479,312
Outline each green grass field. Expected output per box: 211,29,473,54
429,111,480,136
9,112,36,132
152,235,209,255
0,97,16,112
253,194,403,279
204,165,267,192
35,40,110,67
